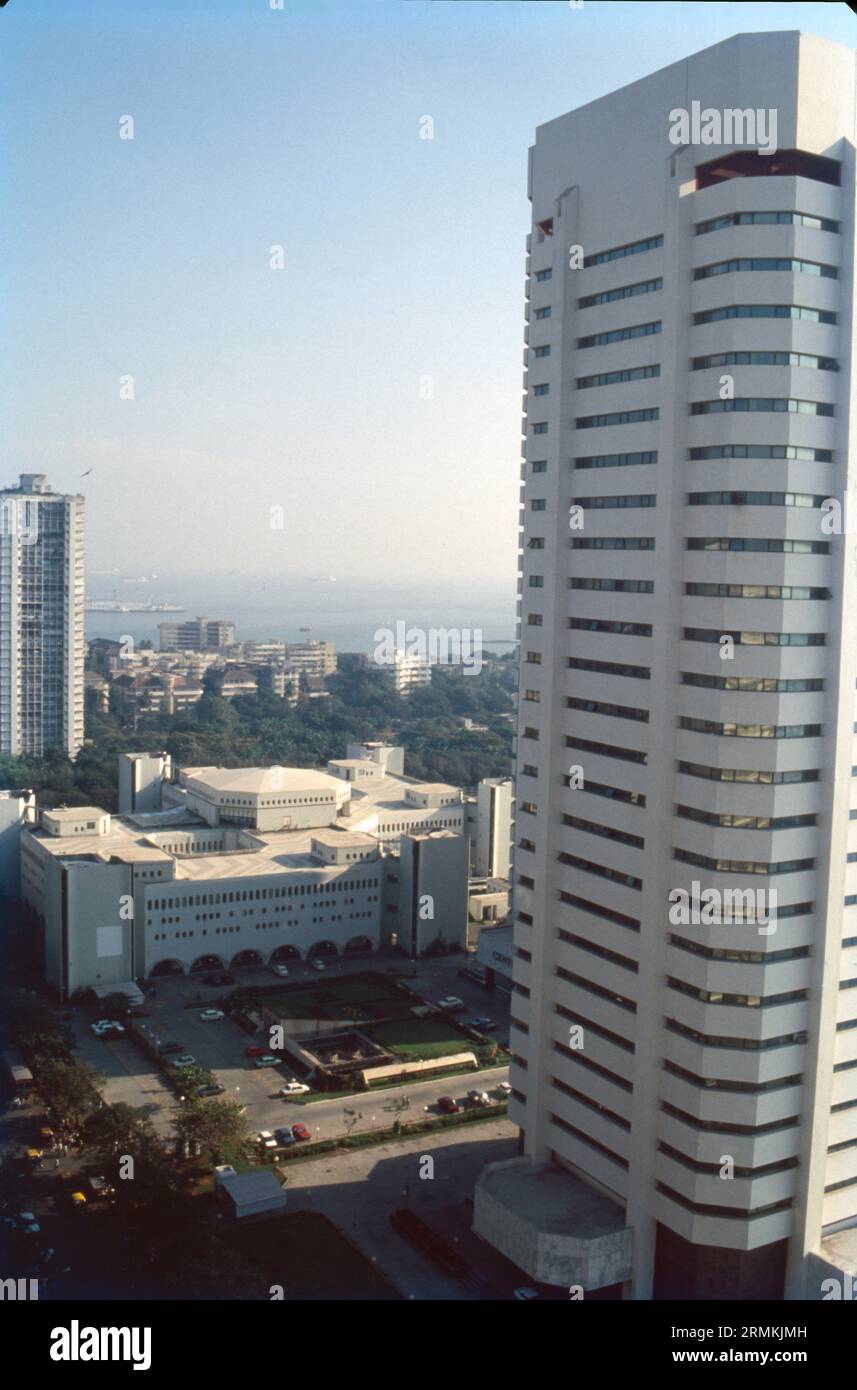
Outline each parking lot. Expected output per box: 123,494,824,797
77,948,512,1141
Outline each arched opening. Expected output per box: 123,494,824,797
270,944,302,962
308,940,339,958
189,954,225,974
150,958,186,978
231,949,264,967
344,936,373,955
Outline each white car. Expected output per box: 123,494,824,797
437,996,465,1013
468,1089,491,1107
272,964,290,978
90,1020,125,1037
279,1080,310,1098
172,1056,197,1068
198,1009,225,1022
310,959,326,972
496,1081,512,1097
257,1130,277,1150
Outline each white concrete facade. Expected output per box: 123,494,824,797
484,32,857,1300
0,474,84,759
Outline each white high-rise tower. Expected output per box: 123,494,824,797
0,474,85,759
474,32,857,1301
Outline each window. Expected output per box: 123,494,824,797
693,303,836,326
682,627,824,647
576,408,659,429
533,383,549,396
696,210,839,235
534,306,551,320
692,350,837,372
578,278,662,309
572,536,654,550
574,451,657,470
688,444,832,462
535,268,552,282
530,498,546,510
578,321,661,349
577,365,660,389
574,494,655,509
691,399,833,418
531,459,547,472
687,536,829,554
687,489,827,507
585,234,663,266
533,345,551,358
528,575,544,588
694,257,837,280
531,422,549,434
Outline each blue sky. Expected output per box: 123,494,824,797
2,0,854,589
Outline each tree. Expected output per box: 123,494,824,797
36,1058,103,1132
83,1101,153,1161
172,1097,251,1168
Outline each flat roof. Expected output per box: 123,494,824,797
185,766,344,797
480,1161,627,1240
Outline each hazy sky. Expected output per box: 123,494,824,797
2,0,854,587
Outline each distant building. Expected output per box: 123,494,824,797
158,617,236,652
390,652,431,695
0,474,85,758
118,752,172,816
465,777,513,880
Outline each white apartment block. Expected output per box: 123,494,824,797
19,748,469,995
474,32,857,1302
390,651,432,695
0,474,85,759
157,616,236,652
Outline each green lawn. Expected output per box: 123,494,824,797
370,1018,470,1060
222,1211,400,1300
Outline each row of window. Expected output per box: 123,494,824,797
695,210,839,235
673,849,814,877
675,805,817,832
149,878,377,909
693,302,836,325
690,398,834,416
691,350,837,372
576,364,660,389
685,582,830,600
693,257,837,280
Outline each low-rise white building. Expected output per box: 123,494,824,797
19,749,473,994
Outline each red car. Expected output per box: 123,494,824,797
291,1122,311,1142
245,1044,265,1058
438,1095,460,1114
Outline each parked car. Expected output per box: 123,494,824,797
470,1017,496,1031
253,1054,281,1068
18,1211,40,1234
245,1044,265,1058
436,996,465,1013
197,1083,225,1098
290,1122,311,1142
279,1080,310,1097
437,1095,459,1114
70,1191,87,1209
468,1089,491,1107
86,1176,115,1202
257,1130,277,1150
158,1042,184,1055
271,964,290,978
90,1020,126,1037
172,1056,197,1068
496,1081,512,1097
274,1126,297,1146
198,1009,225,1022
310,959,326,972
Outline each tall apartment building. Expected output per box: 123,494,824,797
474,32,857,1301
0,474,85,759
390,651,432,695
158,616,236,652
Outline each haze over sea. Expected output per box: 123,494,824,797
85,573,518,656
